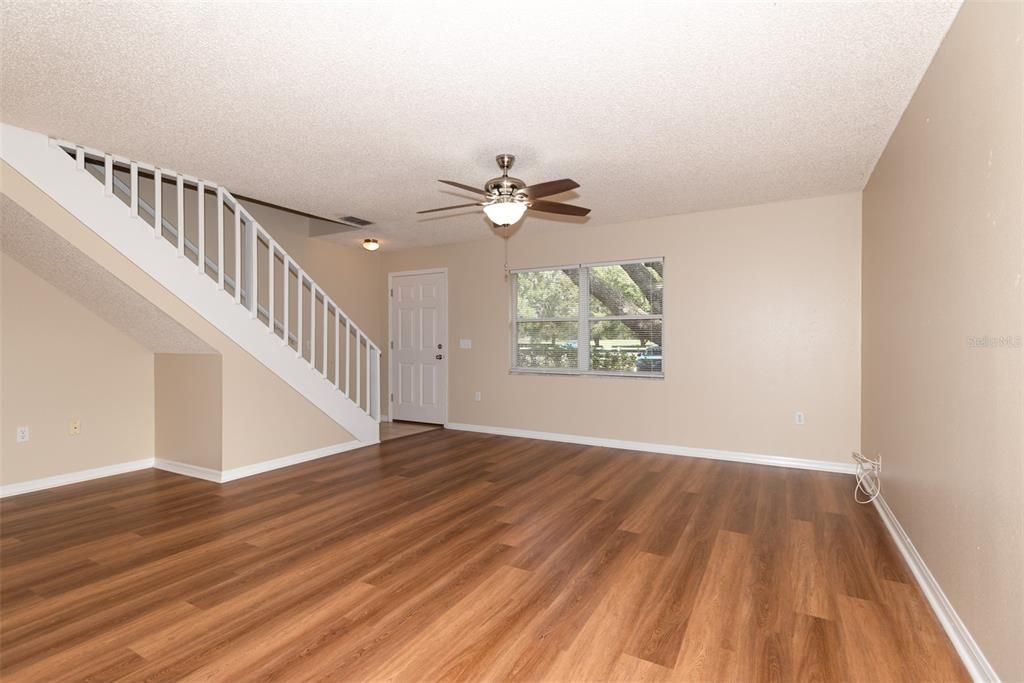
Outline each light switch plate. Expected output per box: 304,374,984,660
459,339,472,349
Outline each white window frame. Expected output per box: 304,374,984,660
510,257,664,378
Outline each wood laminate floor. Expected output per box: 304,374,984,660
0,430,966,681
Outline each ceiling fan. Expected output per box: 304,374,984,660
417,154,590,227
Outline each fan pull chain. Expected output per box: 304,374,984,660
503,230,511,280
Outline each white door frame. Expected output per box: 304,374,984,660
387,267,449,425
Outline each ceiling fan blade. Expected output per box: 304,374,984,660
438,179,487,195
416,202,482,214
528,199,590,217
522,178,580,199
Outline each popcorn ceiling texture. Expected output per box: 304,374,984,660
0,1,960,249
0,196,216,355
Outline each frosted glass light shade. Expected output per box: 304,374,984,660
483,199,528,227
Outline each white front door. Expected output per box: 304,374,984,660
390,270,447,424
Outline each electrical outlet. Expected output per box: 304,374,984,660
474,391,481,401
16,426,30,443
794,411,805,426
70,419,81,435
460,339,473,349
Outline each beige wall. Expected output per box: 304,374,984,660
862,2,1023,679
1,254,154,484
155,354,222,470
382,192,862,464
2,162,355,474
218,341,356,470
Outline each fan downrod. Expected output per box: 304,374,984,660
495,154,516,173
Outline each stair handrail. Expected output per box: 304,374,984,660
82,162,303,344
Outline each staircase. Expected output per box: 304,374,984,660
1,124,380,443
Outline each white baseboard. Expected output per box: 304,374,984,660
443,423,856,474
219,439,366,482
1,440,371,496
380,414,392,423
872,495,998,682
153,458,222,483
155,439,368,484
0,458,154,498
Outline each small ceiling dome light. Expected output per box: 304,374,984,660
362,238,380,251
482,197,528,227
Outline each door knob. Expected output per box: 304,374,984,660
435,354,443,360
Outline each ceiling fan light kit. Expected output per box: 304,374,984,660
418,153,590,228
482,196,528,227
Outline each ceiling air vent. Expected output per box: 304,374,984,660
339,215,374,227
310,214,374,237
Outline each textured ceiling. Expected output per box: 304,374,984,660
0,1,960,249
1,196,216,354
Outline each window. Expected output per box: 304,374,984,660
512,258,664,376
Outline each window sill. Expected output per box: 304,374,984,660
509,368,665,380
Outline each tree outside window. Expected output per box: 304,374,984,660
512,259,663,375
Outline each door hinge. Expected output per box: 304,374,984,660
390,288,393,297
390,340,394,349
390,393,394,402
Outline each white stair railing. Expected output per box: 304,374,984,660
83,162,302,345
57,139,381,422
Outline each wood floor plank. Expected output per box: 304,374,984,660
176,582,376,682
818,511,885,603
836,594,909,682
611,653,678,682
2,601,202,683
673,529,755,679
788,519,835,620
361,564,536,682
0,431,968,681
881,579,969,682
623,462,739,667
489,529,641,681
257,542,517,681
543,550,664,682
792,613,848,682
